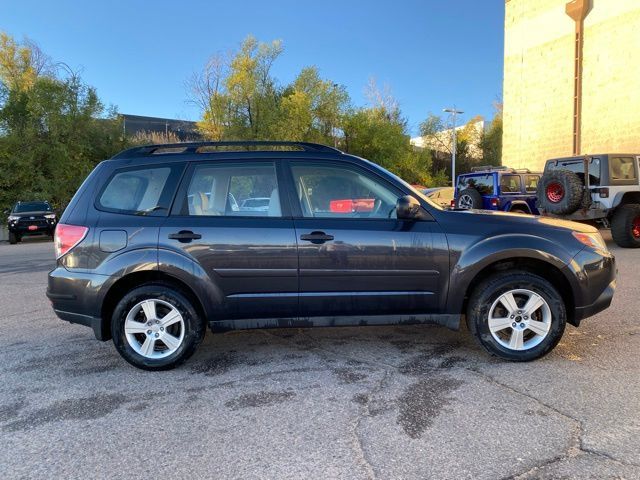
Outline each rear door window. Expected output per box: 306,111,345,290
499,175,521,193
458,175,494,195
98,165,182,215
181,162,281,217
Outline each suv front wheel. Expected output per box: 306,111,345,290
111,283,205,370
467,272,566,361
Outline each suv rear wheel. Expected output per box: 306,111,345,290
111,283,205,370
467,272,566,361
611,204,640,248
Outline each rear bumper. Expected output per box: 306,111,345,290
51,308,107,340
47,267,111,341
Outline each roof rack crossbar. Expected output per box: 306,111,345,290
111,141,341,159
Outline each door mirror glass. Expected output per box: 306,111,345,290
396,195,429,221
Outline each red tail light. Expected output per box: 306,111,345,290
54,224,88,258
491,198,499,207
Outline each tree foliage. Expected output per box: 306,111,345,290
190,38,436,185
480,103,503,166
418,109,502,180
0,33,123,213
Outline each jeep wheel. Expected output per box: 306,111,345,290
9,232,18,245
456,188,483,209
537,169,583,215
467,272,566,361
111,283,205,370
611,204,640,248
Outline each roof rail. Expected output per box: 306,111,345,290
110,141,342,159
470,165,510,172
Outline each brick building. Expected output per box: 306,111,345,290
503,0,640,170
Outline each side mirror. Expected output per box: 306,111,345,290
396,195,430,221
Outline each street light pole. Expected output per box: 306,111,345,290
443,107,464,189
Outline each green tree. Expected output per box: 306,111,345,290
225,36,282,139
273,67,349,143
343,86,433,186
480,103,503,166
0,33,123,213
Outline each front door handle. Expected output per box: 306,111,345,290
300,231,334,244
168,231,202,243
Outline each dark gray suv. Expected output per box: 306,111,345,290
47,141,616,370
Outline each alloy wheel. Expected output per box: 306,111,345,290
458,194,474,209
633,216,640,239
487,289,552,351
546,182,564,203
124,299,185,359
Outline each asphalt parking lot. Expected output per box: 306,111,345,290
0,233,639,480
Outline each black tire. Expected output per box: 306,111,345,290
467,271,566,361
611,204,640,248
456,188,483,209
111,283,205,370
509,206,530,215
9,231,17,245
537,169,583,214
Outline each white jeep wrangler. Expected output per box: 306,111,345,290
537,154,640,248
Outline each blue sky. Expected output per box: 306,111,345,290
4,0,505,135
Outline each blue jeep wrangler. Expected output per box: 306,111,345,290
454,166,542,214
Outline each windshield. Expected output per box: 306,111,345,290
545,157,601,186
13,202,51,213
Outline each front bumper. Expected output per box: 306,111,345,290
574,278,616,323
9,223,55,235
567,247,617,325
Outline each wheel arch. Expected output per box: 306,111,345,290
508,201,532,213
612,191,640,209
447,235,579,327
100,270,208,341
459,257,576,327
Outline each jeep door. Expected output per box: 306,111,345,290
160,159,298,321
283,159,447,320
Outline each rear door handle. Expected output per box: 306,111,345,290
300,231,334,244
168,231,202,243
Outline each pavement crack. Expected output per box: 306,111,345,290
467,366,640,478
349,369,390,480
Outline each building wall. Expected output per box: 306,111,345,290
503,0,640,171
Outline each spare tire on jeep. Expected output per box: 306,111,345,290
456,188,483,210
537,169,583,215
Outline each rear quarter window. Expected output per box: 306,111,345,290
97,165,183,215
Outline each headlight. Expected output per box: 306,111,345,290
45,214,56,219
572,231,608,251
8,215,19,222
